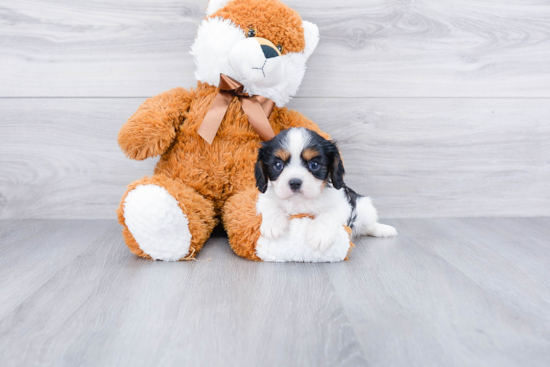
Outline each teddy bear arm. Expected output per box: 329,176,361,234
118,87,193,160
274,108,331,140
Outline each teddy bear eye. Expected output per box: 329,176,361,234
247,28,256,37
277,44,283,52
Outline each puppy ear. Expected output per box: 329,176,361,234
255,160,268,193
255,154,269,194
329,143,345,190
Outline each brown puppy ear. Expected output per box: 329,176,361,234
328,142,345,190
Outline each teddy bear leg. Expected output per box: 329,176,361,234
117,174,217,261
221,188,263,261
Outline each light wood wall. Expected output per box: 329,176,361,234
1,0,549,219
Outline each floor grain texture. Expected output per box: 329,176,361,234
0,218,548,367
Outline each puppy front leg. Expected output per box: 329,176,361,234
257,195,289,240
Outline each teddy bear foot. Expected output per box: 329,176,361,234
118,175,217,261
123,184,192,261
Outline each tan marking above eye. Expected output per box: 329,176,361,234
302,148,320,161
275,149,291,161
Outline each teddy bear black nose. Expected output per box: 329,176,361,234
261,45,279,59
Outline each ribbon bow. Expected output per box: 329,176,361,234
198,74,276,145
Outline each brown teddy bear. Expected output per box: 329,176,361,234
117,0,396,262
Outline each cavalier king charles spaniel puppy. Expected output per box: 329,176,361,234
255,128,397,253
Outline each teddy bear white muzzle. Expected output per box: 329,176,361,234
228,37,284,88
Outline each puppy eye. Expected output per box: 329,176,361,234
273,161,284,171
308,161,320,171
247,28,256,37
276,44,283,53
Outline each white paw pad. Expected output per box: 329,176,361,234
123,184,192,261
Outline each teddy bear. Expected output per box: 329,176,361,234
117,0,396,263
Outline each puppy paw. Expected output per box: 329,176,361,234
260,215,289,239
367,223,398,238
307,222,336,253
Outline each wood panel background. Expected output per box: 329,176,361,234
1,0,549,219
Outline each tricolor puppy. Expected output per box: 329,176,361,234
255,128,397,252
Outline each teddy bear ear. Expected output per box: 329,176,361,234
206,0,233,16
302,21,320,59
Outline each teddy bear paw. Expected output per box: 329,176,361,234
123,184,192,261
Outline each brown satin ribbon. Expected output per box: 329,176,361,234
198,74,276,145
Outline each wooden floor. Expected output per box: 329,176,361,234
1,218,549,367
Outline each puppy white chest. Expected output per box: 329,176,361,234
255,187,352,262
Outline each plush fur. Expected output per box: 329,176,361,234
191,0,319,106
117,81,327,260
117,0,391,262
116,174,217,260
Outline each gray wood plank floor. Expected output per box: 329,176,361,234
0,218,549,367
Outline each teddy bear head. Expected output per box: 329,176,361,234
191,0,320,107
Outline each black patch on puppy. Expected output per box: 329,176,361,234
299,130,345,189
254,156,269,193
329,151,345,190
255,130,292,193
343,186,360,227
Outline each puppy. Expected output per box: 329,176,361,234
255,127,397,253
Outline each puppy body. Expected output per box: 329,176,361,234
257,178,353,252
255,128,397,256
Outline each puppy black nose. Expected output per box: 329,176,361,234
261,45,279,59
289,179,302,191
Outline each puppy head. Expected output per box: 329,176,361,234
255,128,345,200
